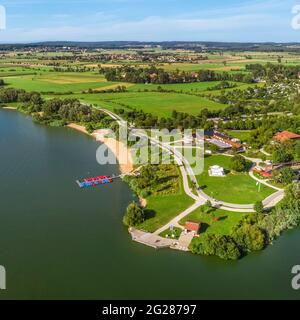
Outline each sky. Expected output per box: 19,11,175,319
0,0,300,43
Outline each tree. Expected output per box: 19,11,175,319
123,202,145,227
295,141,300,159
190,234,241,260
254,201,264,214
274,167,295,185
229,155,248,172
232,222,265,252
272,146,293,163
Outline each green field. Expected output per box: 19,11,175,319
137,167,195,233
77,91,226,117
196,155,275,204
4,73,115,93
179,207,247,236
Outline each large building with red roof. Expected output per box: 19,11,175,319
274,131,300,143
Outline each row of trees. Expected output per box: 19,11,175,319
101,65,254,84
0,88,112,132
246,63,300,82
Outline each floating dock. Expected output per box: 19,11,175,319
76,175,113,188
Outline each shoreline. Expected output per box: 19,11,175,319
67,124,134,175
2,106,17,110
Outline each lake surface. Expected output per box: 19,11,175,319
0,108,300,300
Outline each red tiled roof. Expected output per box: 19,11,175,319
275,131,300,142
185,221,201,232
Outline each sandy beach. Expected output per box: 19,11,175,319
92,129,134,174
67,123,90,135
2,106,17,110
67,124,133,174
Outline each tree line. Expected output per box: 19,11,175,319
101,65,254,84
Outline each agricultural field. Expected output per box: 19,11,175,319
4,73,115,93
75,91,227,117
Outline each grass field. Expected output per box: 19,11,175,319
137,167,194,233
76,91,226,117
4,73,116,93
179,207,247,236
225,130,252,142
196,155,274,204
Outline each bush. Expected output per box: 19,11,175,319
229,155,250,172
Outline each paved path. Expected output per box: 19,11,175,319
91,106,285,236
260,148,271,157
153,201,204,235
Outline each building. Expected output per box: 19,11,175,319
274,131,300,143
205,130,244,151
184,222,201,235
209,165,226,177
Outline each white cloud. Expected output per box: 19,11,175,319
0,0,296,42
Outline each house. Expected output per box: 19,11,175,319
184,221,201,234
274,131,300,143
209,165,226,177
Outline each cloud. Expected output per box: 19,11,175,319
0,0,296,42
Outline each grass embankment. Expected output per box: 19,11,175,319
196,155,274,204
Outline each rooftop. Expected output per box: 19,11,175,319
185,221,201,233
275,131,300,142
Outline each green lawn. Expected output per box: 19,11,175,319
160,227,182,240
136,166,194,233
225,130,252,142
196,155,275,204
179,207,247,236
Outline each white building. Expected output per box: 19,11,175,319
209,165,225,177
